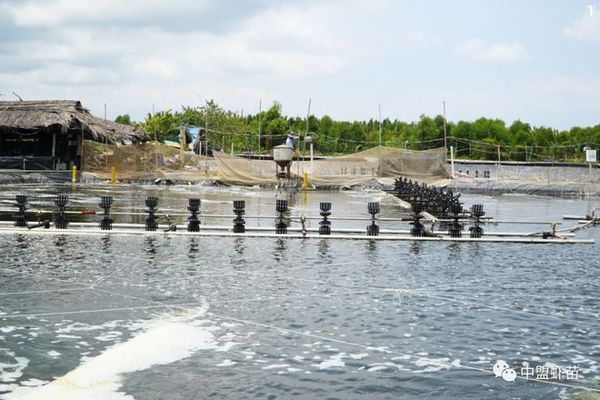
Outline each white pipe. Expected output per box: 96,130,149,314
0,221,573,237
0,227,591,244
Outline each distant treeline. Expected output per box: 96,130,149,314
114,101,600,162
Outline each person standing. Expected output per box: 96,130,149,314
285,133,299,177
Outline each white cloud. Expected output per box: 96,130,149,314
400,31,442,46
455,39,529,62
564,10,600,41
523,76,600,99
7,0,213,28
132,59,179,80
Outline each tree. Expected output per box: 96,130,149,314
115,114,132,125
142,110,177,141
265,117,289,136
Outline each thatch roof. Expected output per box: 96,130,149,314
0,100,148,144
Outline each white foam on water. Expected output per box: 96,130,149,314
94,331,122,342
47,351,61,358
216,359,236,367
2,306,232,400
55,334,81,340
312,353,346,369
18,379,47,387
367,362,399,372
349,353,369,360
413,357,451,373
262,364,290,370
0,350,29,383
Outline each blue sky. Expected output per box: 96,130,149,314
0,0,598,129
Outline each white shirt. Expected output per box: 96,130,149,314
285,135,298,148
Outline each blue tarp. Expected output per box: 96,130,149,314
187,127,201,142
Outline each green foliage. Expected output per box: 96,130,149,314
143,110,177,141
114,114,132,125
132,99,600,161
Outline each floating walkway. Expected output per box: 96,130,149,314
0,226,592,244
0,194,594,244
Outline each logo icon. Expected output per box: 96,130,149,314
493,360,517,382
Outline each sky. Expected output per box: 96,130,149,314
0,0,598,129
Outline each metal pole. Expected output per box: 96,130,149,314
152,104,157,142
258,99,262,160
205,100,209,154
104,103,107,122
442,100,448,155
450,145,455,179
378,104,383,177
258,99,262,176
305,99,311,136
304,98,311,176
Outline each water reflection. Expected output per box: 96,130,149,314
447,242,461,257
233,237,245,256
15,234,29,250
318,239,330,260
365,239,378,264
188,238,199,259
53,235,67,250
272,238,288,263
100,235,112,252
410,241,421,255
144,236,158,257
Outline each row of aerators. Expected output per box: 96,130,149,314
10,194,487,238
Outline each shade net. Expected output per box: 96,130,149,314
82,141,448,185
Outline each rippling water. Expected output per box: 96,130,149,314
0,184,598,399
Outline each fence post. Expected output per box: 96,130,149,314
497,145,501,180
450,145,455,179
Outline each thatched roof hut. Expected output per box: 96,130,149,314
0,100,148,144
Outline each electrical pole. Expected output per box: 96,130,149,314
443,100,448,156
304,98,312,175
152,103,157,142
378,104,383,177
258,99,262,160
205,100,209,155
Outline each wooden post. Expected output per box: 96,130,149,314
180,125,186,169
51,131,56,170
497,145,501,180
80,130,84,172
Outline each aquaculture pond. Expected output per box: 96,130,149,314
0,184,598,400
